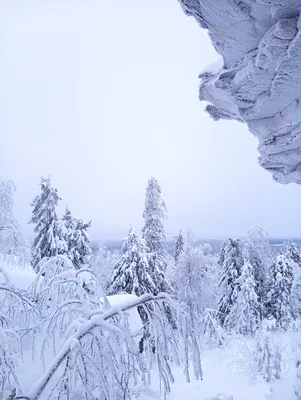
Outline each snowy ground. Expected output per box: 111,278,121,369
2,262,300,400
153,334,298,400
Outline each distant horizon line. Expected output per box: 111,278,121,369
90,235,301,243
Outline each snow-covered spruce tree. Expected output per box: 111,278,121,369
174,230,184,264
218,239,227,267
245,227,271,320
266,254,294,329
225,259,260,335
29,177,67,272
71,218,92,269
62,208,92,269
0,179,24,256
142,177,167,271
218,238,244,329
282,240,301,266
109,228,158,300
109,228,175,329
281,240,301,318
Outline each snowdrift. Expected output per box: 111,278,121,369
179,0,301,184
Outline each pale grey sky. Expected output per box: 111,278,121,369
1,0,301,240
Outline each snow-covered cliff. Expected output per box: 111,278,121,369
179,0,301,184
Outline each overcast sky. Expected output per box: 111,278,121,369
1,0,301,240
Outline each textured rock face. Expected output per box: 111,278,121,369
180,0,301,184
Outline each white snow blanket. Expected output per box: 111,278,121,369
179,0,301,184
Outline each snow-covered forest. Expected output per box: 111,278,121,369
1,175,301,400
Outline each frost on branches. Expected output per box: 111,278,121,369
29,177,66,272
142,177,167,271
267,254,294,329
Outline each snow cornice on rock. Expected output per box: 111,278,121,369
179,0,301,184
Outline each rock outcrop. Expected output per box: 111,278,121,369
179,0,301,184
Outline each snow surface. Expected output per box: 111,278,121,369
179,0,301,184
140,335,298,400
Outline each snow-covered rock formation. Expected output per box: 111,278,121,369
179,0,301,184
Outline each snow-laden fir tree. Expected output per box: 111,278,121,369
0,179,24,256
72,219,92,268
142,177,167,270
218,239,227,267
62,208,92,269
225,259,260,335
174,230,184,264
29,177,67,272
109,228,174,327
281,240,301,318
245,227,271,320
266,254,294,329
282,240,301,265
218,238,244,328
